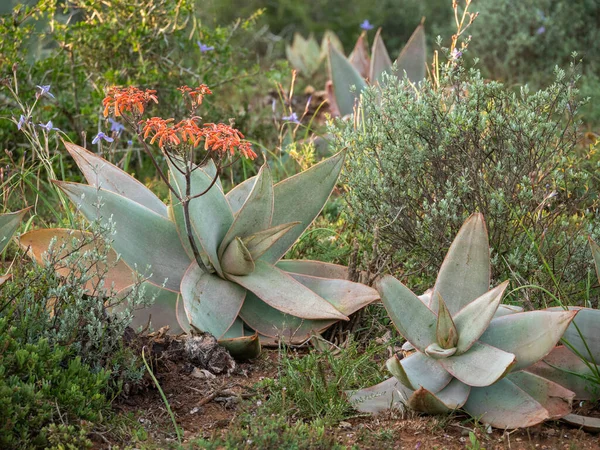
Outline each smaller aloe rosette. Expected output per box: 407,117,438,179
349,214,579,429
21,143,378,359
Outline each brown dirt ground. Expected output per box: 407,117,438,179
92,340,600,450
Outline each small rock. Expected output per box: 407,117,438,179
190,407,201,415
546,429,556,437
339,421,352,430
184,333,236,375
191,367,216,379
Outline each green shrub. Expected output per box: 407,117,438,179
334,61,599,304
468,0,600,125
0,319,107,449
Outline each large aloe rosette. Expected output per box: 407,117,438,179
21,143,378,358
349,214,578,429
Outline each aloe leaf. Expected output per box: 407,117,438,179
377,274,437,352
226,176,256,214
64,142,168,217
0,274,10,287
464,378,550,429
409,379,470,414
386,354,414,390
261,150,346,264
56,181,190,291
0,207,30,254
431,213,490,315
453,281,509,355
243,222,299,260
589,237,600,284
115,282,185,333
328,43,368,117
399,351,452,392
438,341,515,387
20,228,135,294
219,333,261,360
479,309,577,371
221,237,255,276
348,31,371,79
526,346,600,401
168,160,233,277
219,164,274,258
562,414,600,433
507,371,574,420
436,293,458,349
228,260,347,320
551,307,600,364
393,24,426,84
425,343,457,358
239,272,375,341
347,377,411,414
369,28,393,83
325,80,342,117
181,261,246,339
494,304,523,317
275,259,348,279
320,30,344,62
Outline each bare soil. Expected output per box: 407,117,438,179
95,333,600,449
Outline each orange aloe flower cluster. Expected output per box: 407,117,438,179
142,117,257,160
103,86,158,117
178,84,213,106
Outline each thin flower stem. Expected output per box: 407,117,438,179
183,162,211,273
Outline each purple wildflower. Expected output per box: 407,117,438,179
108,118,125,134
282,112,300,124
36,85,55,99
536,26,546,35
197,41,215,53
92,132,114,144
17,115,28,130
451,48,462,60
38,120,60,132
360,20,374,31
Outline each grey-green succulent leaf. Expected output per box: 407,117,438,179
437,341,515,387
227,260,348,321
409,378,470,414
369,28,393,83
431,213,490,315
275,259,349,279
168,159,233,278
219,163,273,258
527,345,600,401
347,377,411,414
424,343,457,359
377,274,437,353
221,237,255,276
64,142,169,217
453,281,509,355
56,181,190,291
181,261,247,338
479,309,578,371
328,43,368,117
393,24,427,84
549,307,600,365
436,293,458,350
243,222,300,260
507,371,574,420
348,31,371,79
261,149,346,264
397,351,452,392
386,354,415,390
0,207,30,254
225,176,256,214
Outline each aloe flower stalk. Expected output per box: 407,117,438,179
349,214,578,429
22,143,378,359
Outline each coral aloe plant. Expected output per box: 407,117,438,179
349,214,578,429
22,85,378,359
327,24,426,117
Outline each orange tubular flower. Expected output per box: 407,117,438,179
103,87,158,117
178,84,213,106
202,123,256,160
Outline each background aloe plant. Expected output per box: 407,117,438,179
327,24,426,117
286,31,343,78
22,143,378,359
349,214,578,429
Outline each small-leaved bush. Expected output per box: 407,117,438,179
335,59,599,304
0,220,151,448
